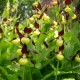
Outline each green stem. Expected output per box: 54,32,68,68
41,57,55,69
50,64,56,70
22,66,25,80
29,62,32,80
41,58,56,80
55,61,59,80
64,24,66,33
0,50,1,64
41,71,54,80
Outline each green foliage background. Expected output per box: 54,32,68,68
0,0,80,80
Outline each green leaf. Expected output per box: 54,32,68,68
32,69,42,80
35,63,42,69
48,40,56,53
7,74,18,80
41,23,51,32
63,31,72,43
3,8,9,18
6,63,20,72
36,34,46,46
63,41,74,58
55,7,60,16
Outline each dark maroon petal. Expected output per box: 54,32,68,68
39,13,44,19
22,45,27,53
22,44,30,54
57,0,60,6
16,28,24,39
39,6,48,19
59,45,64,51
32,6,37,10
37,3,42,10
3,18,7,22
44,6,48,12
24,27,32,33
59,29,64,36
32,3,42,11
34,22,39,28
44,42,48,48
66,13,69,20
15,22,19,27
0,28,3,33
65,0,71,5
